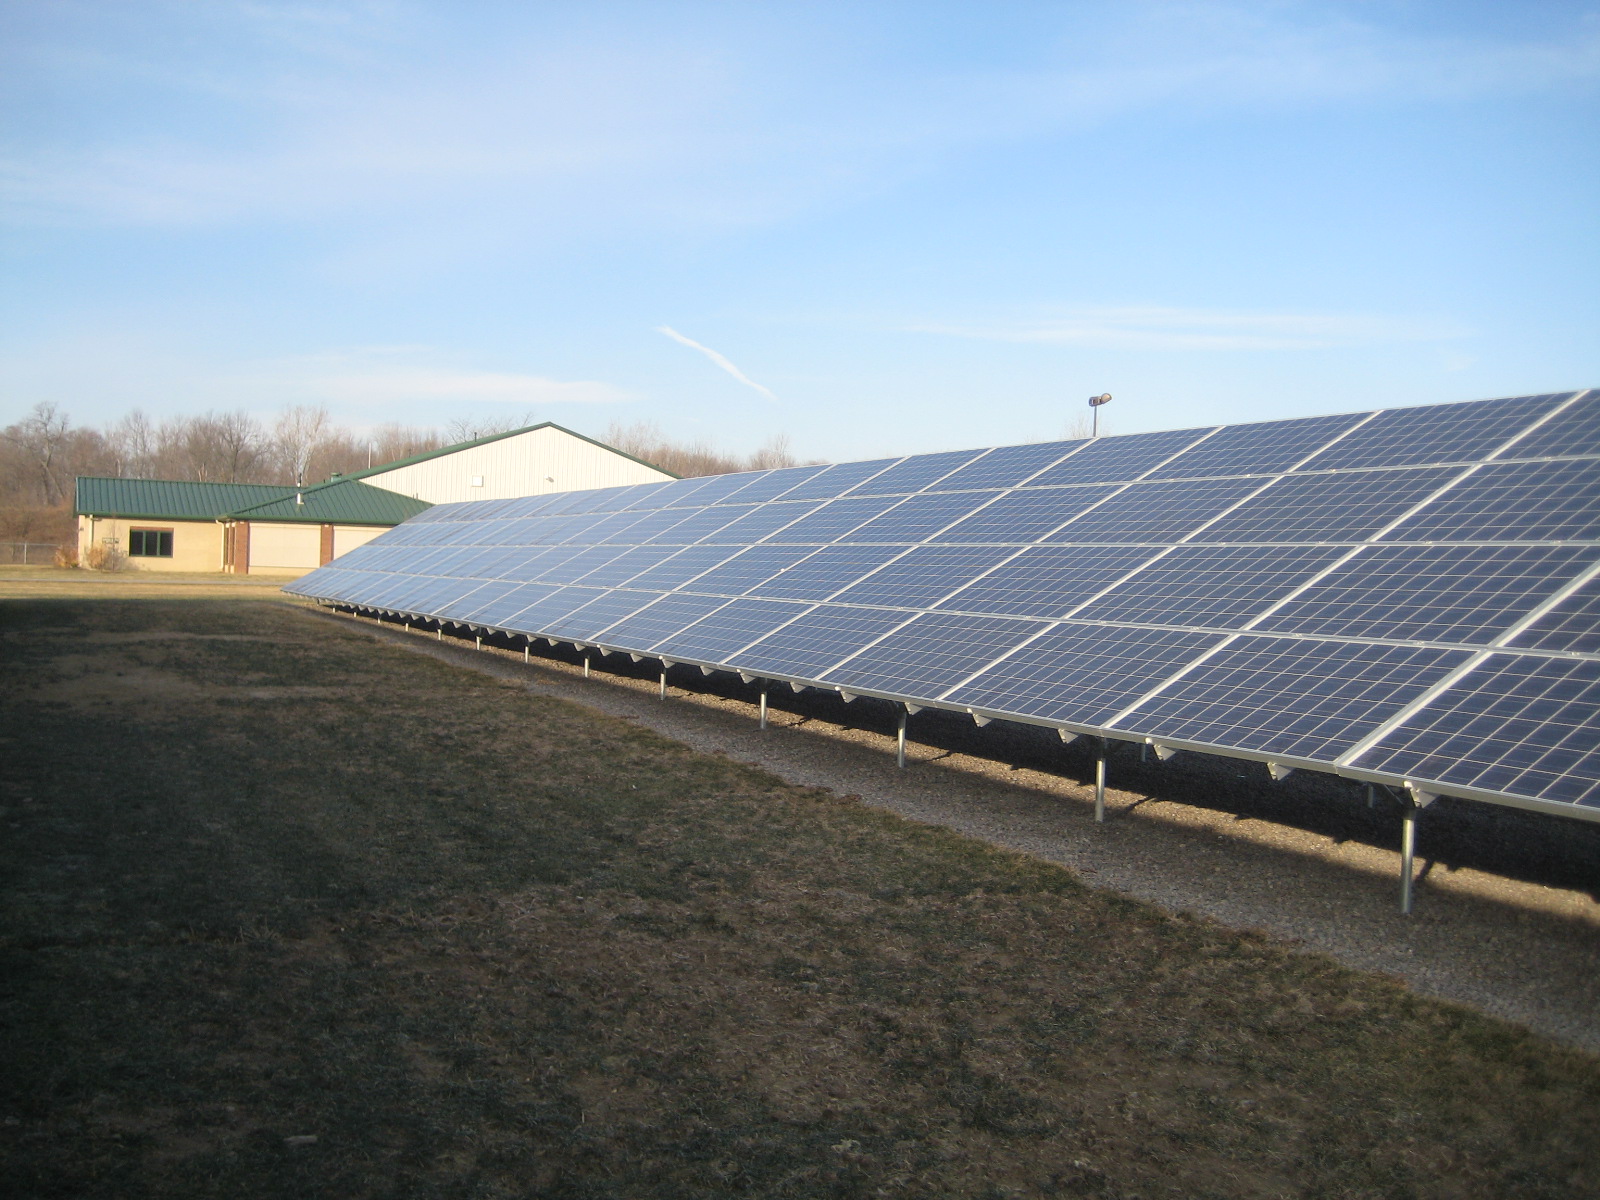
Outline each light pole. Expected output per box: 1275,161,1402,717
1088,393,1112,438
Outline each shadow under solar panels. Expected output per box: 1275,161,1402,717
1352,654,1600,806
942,623,1224,726
1116,636,1473,764
820,612,1049,699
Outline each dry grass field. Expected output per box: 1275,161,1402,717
2,571,1598,1198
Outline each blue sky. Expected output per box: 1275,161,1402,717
3,1,1597,461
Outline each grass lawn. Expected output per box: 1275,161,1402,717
2,581,1597,1198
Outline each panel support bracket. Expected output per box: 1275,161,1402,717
1266,762,1294,782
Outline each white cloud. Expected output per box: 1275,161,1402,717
911,305,1469,352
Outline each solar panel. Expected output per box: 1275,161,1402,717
288,387,1600,824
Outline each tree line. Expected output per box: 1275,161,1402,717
0,402,809,545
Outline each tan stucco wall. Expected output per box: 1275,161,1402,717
77,516,225,572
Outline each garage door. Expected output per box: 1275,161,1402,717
249,523,321,571
333,525,385,557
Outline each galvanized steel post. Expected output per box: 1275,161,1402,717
759,682,769,730
1094,739,1107,823
1400,802,1418,915
897,707,908,769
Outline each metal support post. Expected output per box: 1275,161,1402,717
583,652,590,679
759,683,769,730
1094,739,1107,823
897,707,908,769
1400,802,1418,915
1366,783,1376,809
436,627,442,641
523,644,529,664
659,664,668,700
476,636,482,651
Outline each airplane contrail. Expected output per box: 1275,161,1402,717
656,325,778,403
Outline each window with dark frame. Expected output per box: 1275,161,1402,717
128,528,174,557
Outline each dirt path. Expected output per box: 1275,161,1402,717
311,607,1600,1053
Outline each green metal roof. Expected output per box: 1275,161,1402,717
75,475,430,525
340,421,679,481
226,478,432,524
75,477,299,520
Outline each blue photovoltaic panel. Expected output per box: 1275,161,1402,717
1506,576,1600,654
539,589,664,642
765,495,906,543
829,544,1019,609
1295,393,1569,471
622,546,743,590
1117,637,1473,763
591,592,731,649
847,491,996,543
285,388,1600,819
735,605,914,680
501,586,619,634
681,545,818,595
721,464,831,504
1254,545,1600,645
700,500,823,544
1046,477,1265,543
1353,655,1600,806
936,545,1163,619
570,545,683,587
758,544,908,602
647,504,758,544
843,448,987,497
1146,412,1369,480
932,485,1118,543
1500,392,1599,460
778,458,900,501
1192,467,1460,543
1075,544,1348,629
469,583,564,627
928,439,1083,492
1025,427,1214,487
651,597,815,662
1379,460,1600,544
821,612,1050,699
943,623,1224,726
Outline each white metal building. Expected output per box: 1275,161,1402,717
348,422,675,504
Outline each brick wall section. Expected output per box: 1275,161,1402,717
320,523,335,565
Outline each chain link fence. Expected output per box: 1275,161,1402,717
0,542,66,565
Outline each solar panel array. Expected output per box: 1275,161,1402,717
288,390,1600,820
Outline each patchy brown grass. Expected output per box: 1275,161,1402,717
2,581,1597,1199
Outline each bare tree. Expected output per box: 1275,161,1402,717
109,410,157,477
272,405,330,487
443,412,535,444
604,421,820,478
2,402,74,506
368,423,444,468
